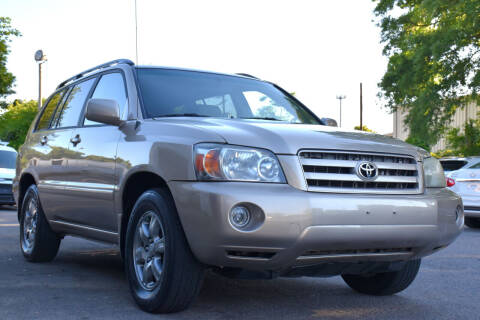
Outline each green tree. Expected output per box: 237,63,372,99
0,17,21,107
0,99,38,150
443,117,480,156
354,125,376,133
374,0,480,150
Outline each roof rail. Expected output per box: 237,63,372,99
56,59,134,89
236,73,259,79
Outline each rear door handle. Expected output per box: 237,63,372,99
70,134,81,146
40,136,48,145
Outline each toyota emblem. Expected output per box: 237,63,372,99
356,161,378,180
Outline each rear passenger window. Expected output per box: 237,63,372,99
36,91,65,130
84,73,127,126
55,78,95,128
470,162,480,169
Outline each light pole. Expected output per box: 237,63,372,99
34,50,47,110
336,94,346,127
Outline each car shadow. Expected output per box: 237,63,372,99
48,240,446,319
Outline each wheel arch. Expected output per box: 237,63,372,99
17,173,37,221
119,170,176,257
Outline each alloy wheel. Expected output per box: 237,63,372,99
133,211,166,291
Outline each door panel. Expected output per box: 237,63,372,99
29,129,74,221
61,126,120,231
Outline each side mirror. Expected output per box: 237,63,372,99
85,98,123,126
321,117,338,127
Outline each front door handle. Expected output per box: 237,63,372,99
70,134,81,146
40,136,48,145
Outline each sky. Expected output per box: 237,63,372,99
2,0,393,134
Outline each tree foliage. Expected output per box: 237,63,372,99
0,17,21,107
354,125,376,133
374,0,480,150
443,116,480,156
0,100,38,150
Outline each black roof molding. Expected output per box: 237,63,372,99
57,59,134,89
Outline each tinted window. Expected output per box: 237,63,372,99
55,78,95,128
36,91,65,130
194,94,237,117
84,73,127,126
470,161,480,169
440,160,468,172
0,150,16,169
136,68,320,124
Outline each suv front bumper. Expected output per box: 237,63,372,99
169,182,463,271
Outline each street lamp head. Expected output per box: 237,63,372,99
336,95,347,100
34,50,47,62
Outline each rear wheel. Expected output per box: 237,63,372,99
20,185,61,262
465,217,480,229
342,259,421,295
125,188,205,313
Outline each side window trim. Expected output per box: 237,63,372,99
79,69,128,127
50,86,73,129
36,75,99,132
54,77,98,130
34,89,67,132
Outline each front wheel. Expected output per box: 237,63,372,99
125,188,205,313
465,217,480,229
342,259,421,295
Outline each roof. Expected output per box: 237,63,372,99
135,65,262,81
56,59,263,90
0,145,17,153
440,156,480,160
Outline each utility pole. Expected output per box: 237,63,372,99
360,82,363,130
34,50,47,110
134,0,138,65
336,95,346,127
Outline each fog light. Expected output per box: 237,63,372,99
229,206,251,228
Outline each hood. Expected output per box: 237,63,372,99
0,168,15,180
153,117,427,158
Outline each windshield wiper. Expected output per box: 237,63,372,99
156,113,212,118
241,117,284,121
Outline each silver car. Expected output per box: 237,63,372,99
443,157,480,228
13,59,463,313
0,144,16,206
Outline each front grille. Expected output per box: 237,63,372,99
299,150,421,194
0,183,12,194
464,206,480,212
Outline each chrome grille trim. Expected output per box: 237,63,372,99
299,150,423,194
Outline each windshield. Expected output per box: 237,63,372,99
0,150,16,169
136,68,321,124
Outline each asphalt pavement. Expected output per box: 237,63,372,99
0,206,479,320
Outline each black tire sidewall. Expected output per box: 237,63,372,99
20,185,48,259
125,189,179,310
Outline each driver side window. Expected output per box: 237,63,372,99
84,72,127,126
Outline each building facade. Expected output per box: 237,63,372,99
393,102,479,152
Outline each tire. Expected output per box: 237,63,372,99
465,217,480,229
125,188,205,313
19,184,61,262
342,259,421,296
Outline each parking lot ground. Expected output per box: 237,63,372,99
1,206,479,320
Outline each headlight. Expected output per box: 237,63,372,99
194,144,286,183
423,157,446,187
